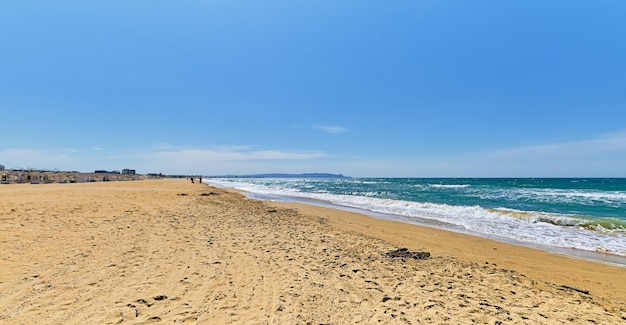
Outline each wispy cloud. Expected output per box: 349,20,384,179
0,145,331,175
428,130,626,177
246,150,328,160
339,130,626,177
152,148,328,162
492,130,626,158
313,125,348,134
138,147,331,175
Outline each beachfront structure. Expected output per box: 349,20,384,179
95,170,121,174
1,170,145,184
122,169,136,175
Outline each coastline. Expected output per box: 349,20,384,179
267,201,626,300
249,192,626,268
212,177,626,264
1,179,624,323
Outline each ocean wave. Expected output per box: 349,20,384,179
474,188,626,208
428,184,471,189
487,208,626,232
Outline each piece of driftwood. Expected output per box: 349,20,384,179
383,248,431,260
560,285,590,295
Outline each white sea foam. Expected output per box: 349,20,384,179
208,178,626,257
474,187,626,207
428,184,470,189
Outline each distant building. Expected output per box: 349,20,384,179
0,164,4,171
122,169,136,175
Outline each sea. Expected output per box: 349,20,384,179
206,177,626,266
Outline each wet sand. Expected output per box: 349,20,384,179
1,179,624,324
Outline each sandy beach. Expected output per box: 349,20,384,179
1,179,625,324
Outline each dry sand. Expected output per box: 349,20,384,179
1,179,625,324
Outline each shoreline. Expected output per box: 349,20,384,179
266,200,626,301
217,183,626,267
1,179,624,323
216,184,626,301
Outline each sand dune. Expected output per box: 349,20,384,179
1,180,624,324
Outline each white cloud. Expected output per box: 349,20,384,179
335,130,626,177
5,130,624,177
137,147,330,175
0,145,331,175
314,125,348,133
492,130,626,158
248,150,328,160
151,148,328,162
438,130,626,177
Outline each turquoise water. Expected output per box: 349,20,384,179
209,178,626,260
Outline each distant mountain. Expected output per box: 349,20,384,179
217,173,347,178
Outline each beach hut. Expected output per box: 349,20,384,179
1,172,9,184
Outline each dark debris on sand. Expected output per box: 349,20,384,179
383,248,431,260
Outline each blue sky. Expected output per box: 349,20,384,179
1,1,625,177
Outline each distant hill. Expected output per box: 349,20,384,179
216,173,347,178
